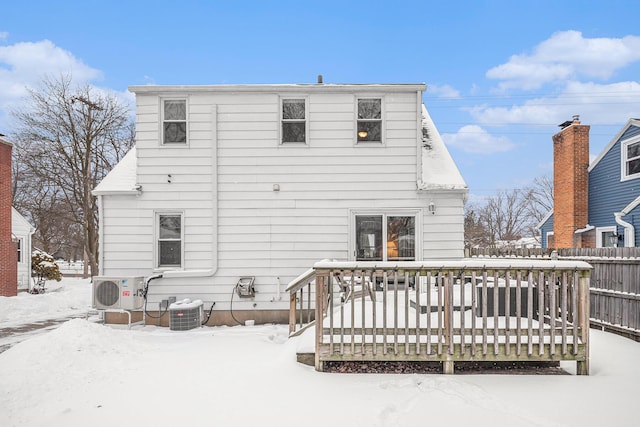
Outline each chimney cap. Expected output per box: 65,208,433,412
558,115,581,129
317,74,323,84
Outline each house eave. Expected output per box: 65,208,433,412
129,83,426,95
417,184,469,193
588,118,640,172
92,189,140,196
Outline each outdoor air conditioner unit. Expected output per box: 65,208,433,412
93,276,145,310
169,299,203,331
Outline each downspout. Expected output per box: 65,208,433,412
97,194,104,276
614,212,635,247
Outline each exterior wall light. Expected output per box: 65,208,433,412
428,201,436,215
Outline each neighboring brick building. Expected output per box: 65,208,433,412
0,134,18,296
539,117,640,248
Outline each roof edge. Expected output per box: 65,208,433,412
129,83,426,94
589,118,640,172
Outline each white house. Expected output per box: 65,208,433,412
12,207,35,291
93,82,468,325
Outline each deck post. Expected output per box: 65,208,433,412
577,272,590,375
315,273,325,372
289,291,297,335
443,358,454,374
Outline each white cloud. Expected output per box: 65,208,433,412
0,39,104,129
442,125,516,154
487,31,640,90
0,32,8,42
0,39,102,101
426,83,460,98
470,80,640,125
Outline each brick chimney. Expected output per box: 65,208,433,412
0,136,18,296
552,116,590,249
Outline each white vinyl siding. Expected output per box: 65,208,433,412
100,86,465,309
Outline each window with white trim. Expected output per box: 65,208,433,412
281,98,307,143
157,213,183,268
596,226,618,248
357,98,382,143
162,99,187,144
355,213,416,261
17,238,22,263
622,137,640,180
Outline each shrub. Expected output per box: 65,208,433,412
32,249,62,285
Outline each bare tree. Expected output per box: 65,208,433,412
522,174,554,237
464,202,490,248
11,75,134,276
464,175,555,248
469,189,531,247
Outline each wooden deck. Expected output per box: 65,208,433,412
288,259,591,374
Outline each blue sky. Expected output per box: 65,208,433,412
2,0,639,200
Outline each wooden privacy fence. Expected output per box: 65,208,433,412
289,259,592,374
467,247,640,341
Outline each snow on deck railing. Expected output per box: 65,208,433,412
299,259,591,374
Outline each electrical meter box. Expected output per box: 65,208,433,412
236,277,255,298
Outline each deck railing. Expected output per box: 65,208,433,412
298,259,592,374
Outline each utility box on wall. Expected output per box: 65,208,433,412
169,299,203,331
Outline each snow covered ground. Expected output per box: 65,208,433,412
0,277,639,426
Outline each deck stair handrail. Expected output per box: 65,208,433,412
287,261,332,335
307,259,592,374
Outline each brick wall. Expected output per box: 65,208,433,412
552,119,590,249
0,139,17,296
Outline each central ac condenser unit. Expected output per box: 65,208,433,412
169,299,203,331
93,277,145,310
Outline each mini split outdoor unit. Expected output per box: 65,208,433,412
169,299,203,331
92,277,145,310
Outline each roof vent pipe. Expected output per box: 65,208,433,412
317,75,323,84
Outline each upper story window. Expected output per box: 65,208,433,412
357,98,382,143
163,99,187,144
281,98,307,144
157,213,183,268
622,137,640,180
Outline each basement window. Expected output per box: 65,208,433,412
622,137,640,180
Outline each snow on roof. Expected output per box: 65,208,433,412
419,104,468,191
12,207,35,232
92,147,138,195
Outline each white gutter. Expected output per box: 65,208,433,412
614,195,640,247
614,212,635,247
